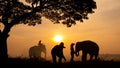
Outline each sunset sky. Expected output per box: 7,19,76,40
3,0,120,61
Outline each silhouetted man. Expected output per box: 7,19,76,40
51,42,66,63
70,43,75,62
38,40,43,46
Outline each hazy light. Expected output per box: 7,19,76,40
53,35,63,42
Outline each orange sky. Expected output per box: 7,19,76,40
2,0,120,61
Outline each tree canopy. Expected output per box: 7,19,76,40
0,0,97,28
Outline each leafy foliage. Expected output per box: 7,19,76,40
0,0,97,27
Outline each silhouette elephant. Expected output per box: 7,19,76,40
51,42,66,63
29,41,46,59
75,40,99,62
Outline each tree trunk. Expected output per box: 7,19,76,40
0,30,9,63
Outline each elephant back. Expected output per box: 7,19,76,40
75,40,99,53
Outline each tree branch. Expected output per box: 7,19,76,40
10,6,43,27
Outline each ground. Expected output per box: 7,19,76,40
1,57,120,68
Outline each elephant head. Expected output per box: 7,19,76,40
75,42,82,56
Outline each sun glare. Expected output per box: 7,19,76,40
53,35,63,42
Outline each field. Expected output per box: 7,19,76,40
1,57,120,68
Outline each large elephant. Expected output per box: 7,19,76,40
75,40,99,62
29,43,46,59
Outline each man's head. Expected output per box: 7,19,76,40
59,42,66,48
71,43,75,46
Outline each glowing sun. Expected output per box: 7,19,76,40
53,35,63,42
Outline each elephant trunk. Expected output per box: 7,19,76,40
75,46,79,56
75,51,79,56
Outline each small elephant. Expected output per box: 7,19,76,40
75,40,99,62
29,41,46,59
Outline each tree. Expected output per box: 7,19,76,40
0,0,97,62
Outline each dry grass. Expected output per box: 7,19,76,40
1,57,120,68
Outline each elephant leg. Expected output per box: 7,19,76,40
30,52,35,58
44,53,46,60
90,54,93,61
82,52,87,62
39,52,41,59
95,54,98,60
29,54,32,58
44,51,46,59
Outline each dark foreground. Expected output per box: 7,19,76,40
1,58,120,68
